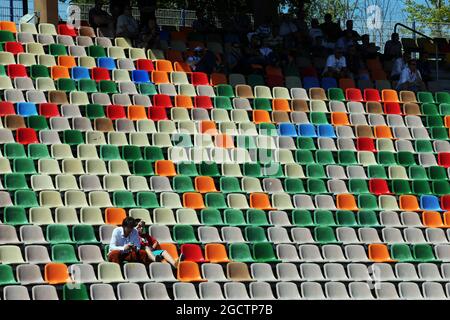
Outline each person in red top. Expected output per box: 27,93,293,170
135,219,183,269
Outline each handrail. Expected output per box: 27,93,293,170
394,23,439,81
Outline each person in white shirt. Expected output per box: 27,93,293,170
115,6,139,41
108,217,150,264
391,52,410,80
397,59,426,92
323,47,348,78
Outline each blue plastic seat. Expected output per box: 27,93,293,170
297,124,317,137
132,70,150,83
71,67,90,80
420,195,443,211
97,57,116,70
159,30,170,41
278,123,298,137
17,103,37,117
303,77,320,90
321,77,338,91
317,124,336,138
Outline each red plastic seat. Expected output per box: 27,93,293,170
266,74,284,87
16,128,38,145
106,105,126,120
0,102,16,116
91,67,110,81
191,72,209,86
148,106,168,121
438,153,450,168
39,103,60,118
346,88,364,102
153,94,173,108
4,42,24,55
441,195,450,211
136,59,154,72
369,179,391,195
364,88,381,102
180,244,206,263
58,24,78,37
7,64,28,78
384,102,402,115
356,137,376,152
194,96,213,109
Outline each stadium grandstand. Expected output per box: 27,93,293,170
0,0,450,303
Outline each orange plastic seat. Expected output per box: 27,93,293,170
210,73,227,85
58,55,77,68
177,261,206,282
272,99,290,111
199,120,217,135
444,116,450,128
166,49,184,63
215,134,234,148
374,125,393,139
265,65,283,76
331,112,349,126
399,195,420,211
382,89,400,102
368,244,395,262
105,208,127,225
195,176,217,193
183,192,205,209
51,66,70,80
0,21,17,33
44,263,71,284
155,60,173,72
443,212,450,227
128,105,148,120
336,194,358,210
155,160,177,177
205,244,230,263
151,71,169,84
252,110,272,124
250,193,274,210
174,61,192,73
422,211,445,228
159,243,179,261
175,95,193,108
339,78,356,91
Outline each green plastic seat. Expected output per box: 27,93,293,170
121,145,142,162
357,210,380,227
412,180,432,195
100,145,121,160
214,96,232,110
215,84,235,97
177,162,198,177
0,265,18,285
253,98,272,111
173,225,198,243
245,226,268,242
112,191,136,208
284,178,305,194
248,74,265,87
258,123,278,137
296,137,316,150
173,176,195,192
14,190,38,208
85,104,105,119
133,160,154,176
397,151,416,166
349,179,370,194
49,43,67,56
436,92,450,104
229,243,254,262
28,144,50,160
295,150,315,165
136,192,159,209
390,244,414,262
337,151,357,165
0,30,15,42
328,88,345,101
415,140,433,153
431,127,449,140
252,242,280,262
440,103,450,115
358,194,379,210
306,164,326,179
78,79,98,93
72,225,98,244
63,130,84,145
428,166,448,180
144,146,164,162
310,112,328,124
224,209,246,226
421,103,439,115
243,163,262,177
417,91,435,104
409,165,429,180
307,179,327,194
205,193,227,209
432,180,450,196
5,173,29,191
199,162,220,177
314,210,336,226
52,244,79,263
220,177,242,193
30,64,50,79
63,283,89,300
0,65,5,76
426,115,444,127
314,226,338,243
336,210,358,226
292,210,315,226
246,209,270,226
4,207,28,225
316,150,335,165
4,143,26,159
56,78,76,92
99,80,118,94
46,224,73,244
391,180,412,195
412,244,437,262
200,208,224,225
27,115,48,131
368,165,387,179
377,152,397,166
138,83,157,95
87,45,107,58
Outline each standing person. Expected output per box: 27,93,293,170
116,6,140,41
88,0,115,38
110,0,129,28
320,13,342,46
137,0,157,29
397,59,426,92
141,17,160,50
135,219,183,269
384,33,403,61
108,217,150,265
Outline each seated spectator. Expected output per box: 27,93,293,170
397,58,426,92
384,33,402,61
320,13,342,46
135,219,183,269
417,52,432,82
193,9,215,33
248,17,272,42
342,20,361,42
187,47,218,74
359,34,379,59
391,51,410,80
88,0,115,38
110,0,129,26
141,17,160,51
116,6,140,41
137,0,157,29
323,46,349,78
108,217,150,264
226,42,244,72
346,45,370,80
336,30,355,53
309,19,324,46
